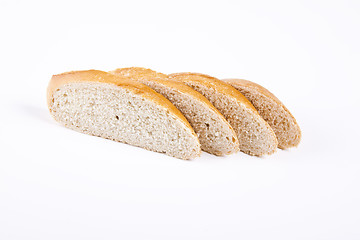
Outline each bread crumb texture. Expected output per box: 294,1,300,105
111,67,239,156
49,82,201,160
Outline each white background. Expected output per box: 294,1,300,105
1,0,359,239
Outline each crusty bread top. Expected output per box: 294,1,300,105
111,68,227,117
168,73,258,112
47,70,193,130
222,79,283,106
111,67,168,80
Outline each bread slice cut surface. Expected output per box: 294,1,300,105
47,70,201,160
110,67,239,156
168,72,278,156
222,78,301,149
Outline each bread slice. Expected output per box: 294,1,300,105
168,73,278,156
110,67,239,156
222,78,301,149
47,70,201,160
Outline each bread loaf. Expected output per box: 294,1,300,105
47,70,201,160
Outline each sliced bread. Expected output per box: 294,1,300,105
222,78,301,149
47,70,201,160
168,73,278,156
110,67,239,156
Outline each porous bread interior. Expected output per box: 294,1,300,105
228,85,301,149
49,82,201,160
175,81,278,156
141,80,239,156
111,67,239,156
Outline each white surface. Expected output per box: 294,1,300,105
1,0,360,239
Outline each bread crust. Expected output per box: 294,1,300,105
47,70,194,131
223,79,283,107
222,78,301,148
169,73,258,112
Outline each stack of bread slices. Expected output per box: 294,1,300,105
47,67,301,160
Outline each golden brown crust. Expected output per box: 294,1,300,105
111,67,168,79
222,78,301,148
47,70,193,130
223,79,283,106
168,72,258,112
111,68,227,118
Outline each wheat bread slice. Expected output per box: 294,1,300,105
47,70,201,160
110,67,239,156
222,78,301,149
168,72,278,156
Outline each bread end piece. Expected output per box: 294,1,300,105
222,78,301,149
